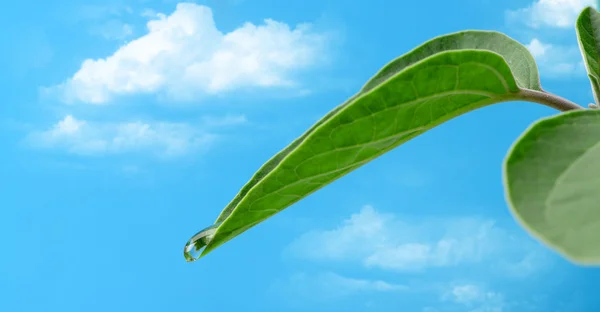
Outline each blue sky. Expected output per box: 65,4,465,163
1,0,599,311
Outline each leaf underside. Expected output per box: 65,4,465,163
504,109,600,264
198,30,542,257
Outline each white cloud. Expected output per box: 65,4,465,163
507,0,596,28
525,38,585,78
286,206,547,273
302,272,407,293
274,271,407,300
48,2,328,104
25,114,247,157
525,38,550,58
446,284,498,304
442,284,505,312
505,2,591,81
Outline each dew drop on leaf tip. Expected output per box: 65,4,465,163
183,223,221,262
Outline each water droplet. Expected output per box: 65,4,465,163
183,223,221,262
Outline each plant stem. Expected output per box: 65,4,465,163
517,89,583,112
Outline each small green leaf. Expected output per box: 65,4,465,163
193,31,545,259
576,6,600,105
504,109,600,264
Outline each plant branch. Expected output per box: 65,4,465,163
516,89,584,112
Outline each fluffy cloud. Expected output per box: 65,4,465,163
48,2,328,104
286,206,548,273
25,114,245,157
507,0,596,28
525,38,585,78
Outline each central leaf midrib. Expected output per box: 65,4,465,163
216,60,515,224
243,127,428,207
589,10,600,76
289,89,508,172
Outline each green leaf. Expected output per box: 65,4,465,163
576,6,600,105
504,109,600,264
192,31,544,259
362,30,542,92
